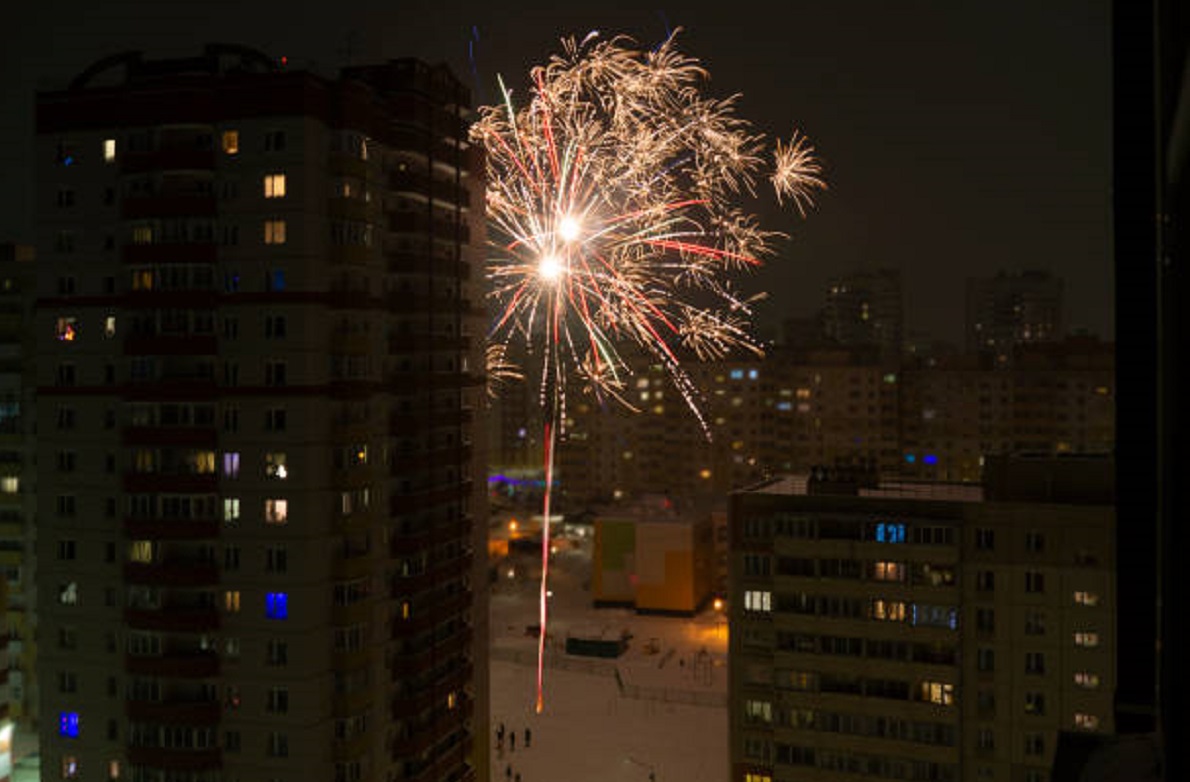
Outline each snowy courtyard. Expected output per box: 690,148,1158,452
487,531,729,782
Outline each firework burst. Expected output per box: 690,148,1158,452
471,29,824,711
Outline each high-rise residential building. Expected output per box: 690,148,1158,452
966,271,1064,358
556,337,1112,505
34,46,486,782
0,242,37,727
822,268,903,356
728,456,1115,782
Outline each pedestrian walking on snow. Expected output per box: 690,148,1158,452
510,732,516,751
525,727,531,748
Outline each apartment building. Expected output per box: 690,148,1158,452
556,338,1113,505
34,46,486,782
0,243,36,727
729,457,1114,782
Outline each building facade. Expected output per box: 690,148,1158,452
728,461,1114,782
0,243,36,728
966,271,1064,359
35,46,486,782
822,268,904,356
556,338,1113,506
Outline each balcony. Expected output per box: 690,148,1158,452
123,472,218,493
389,408,472,433
389,482,473,513
126,746,221,771
123,243,217,265
387,333,470,353
125,652,220,679
121,149,216,174
122,426,217,448
389,702,469,758
125,607,220,633
124,334,218,357
124,518,219,540
390,445,472,474
385,252,470,280
124,561,219,587
126,698,220,723
121,195,216,219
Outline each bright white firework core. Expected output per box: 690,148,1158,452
538,254,563,281
558,215,581,243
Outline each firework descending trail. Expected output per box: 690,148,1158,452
471,29,825,712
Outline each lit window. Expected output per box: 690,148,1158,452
59,582,78,605
56,317,78,342
59,711,80,738
264,499,288,525
1074,671,1101,689
264,220,287,245
264,173,286,198
745,775,773,782
730,369,744,380
222,498,241,525
743,590,771,614
1074,712,1100,731
222,590,242,612
0,476,18,494
191,451,216,474
1074,631,1100,648
447,691,457,710
265,452,288,479
920,681,954,706
744,699,772,723
222,130,239,155
108,759,120,779
266,592,289,620
872,561,905,582
62,756,79,779
1073,591,1099,607
128,541,154,564
104,315,116,338
871,599,906,622
103,138,116,162
873,522,906,543
222,452,240,478
131,225,153,245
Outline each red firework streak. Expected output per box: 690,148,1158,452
536,420,555,713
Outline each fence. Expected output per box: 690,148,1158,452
491,645,727,708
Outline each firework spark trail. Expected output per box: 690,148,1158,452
473,29,825,711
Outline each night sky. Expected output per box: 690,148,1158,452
3,0,1112,341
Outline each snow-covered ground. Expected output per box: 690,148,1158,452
488,534,729,782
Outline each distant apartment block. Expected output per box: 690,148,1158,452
823,268,904,356
35,46,486,782
967,271,1064,358
557,338,1113,506
728,456,1114,782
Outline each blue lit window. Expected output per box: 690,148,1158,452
747,369,759,380
875,522,906,544
59,711,80,738
776,401,792,411
270,269,286,291
923,454,938,465
266,592,288,620
904,454,916,464
729,369,744,380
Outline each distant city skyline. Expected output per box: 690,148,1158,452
5,0,1112,342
